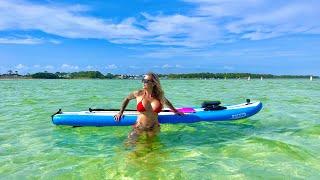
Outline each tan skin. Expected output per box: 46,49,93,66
114,75,183,137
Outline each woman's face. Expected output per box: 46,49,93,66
142,75,154,89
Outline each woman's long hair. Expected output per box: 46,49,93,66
146,72,165,104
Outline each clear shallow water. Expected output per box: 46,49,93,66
0,79,319,179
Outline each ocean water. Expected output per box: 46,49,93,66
0,79,319,179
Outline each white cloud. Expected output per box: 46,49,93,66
140,13,220,47
45,65,54,69
86,65,95,70
48,39,61,44
162,64,171,68
0,36,61,45
0,1,147,44
33,64,41,68
0,0,233,47
0,37,44,44
161,64,182,68
61,64,78,69
105,64,117,69
0,0,319,48
185,0,320,40
15,64,27,69
61,64,69,68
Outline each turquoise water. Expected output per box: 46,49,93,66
1,79,319,179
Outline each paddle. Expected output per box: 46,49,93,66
88,107,196,113
89,108,172,112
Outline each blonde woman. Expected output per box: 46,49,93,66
114,72,183,139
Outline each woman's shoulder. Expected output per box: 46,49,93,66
133,89,144,97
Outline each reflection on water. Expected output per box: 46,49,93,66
123,136,169,179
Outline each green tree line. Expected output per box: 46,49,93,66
30,71,115,79
159,73,316,79
1,71,318,79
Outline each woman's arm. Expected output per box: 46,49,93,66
114,91,137,121
119,92,136,113
164,97,184,115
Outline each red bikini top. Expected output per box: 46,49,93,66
137,98,162,113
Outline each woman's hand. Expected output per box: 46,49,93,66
114,112,123,122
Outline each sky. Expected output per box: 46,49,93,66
0,0,319,75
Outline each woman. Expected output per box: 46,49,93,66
114,72,183,139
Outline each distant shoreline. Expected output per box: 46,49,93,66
0,77,318,80
0,77,317,80
0,71,318,80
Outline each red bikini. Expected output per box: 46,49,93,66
137,98,162,113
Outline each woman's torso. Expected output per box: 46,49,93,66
135,92,162,128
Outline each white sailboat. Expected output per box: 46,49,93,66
310,76,313,81
260,76,263,80
248,76,251,81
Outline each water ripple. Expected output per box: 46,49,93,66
1,79,319,178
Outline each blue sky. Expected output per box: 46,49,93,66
0,0,319,75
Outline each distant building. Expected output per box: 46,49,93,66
0,73,23,79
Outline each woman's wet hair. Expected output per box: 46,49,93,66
145,72,164,103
